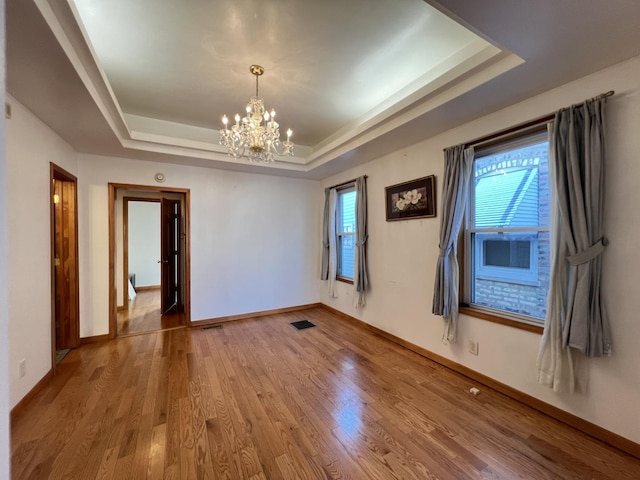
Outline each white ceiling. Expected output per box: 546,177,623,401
73,0,482,147
6,0,640,179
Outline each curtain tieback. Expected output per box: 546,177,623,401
322,242,329,248
355,234,369,247
567,237,607,266
438,247,449,258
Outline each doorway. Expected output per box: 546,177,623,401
109,184,191,337
50,163,80,367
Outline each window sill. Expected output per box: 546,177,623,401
459,306,544,334
336,276,354,285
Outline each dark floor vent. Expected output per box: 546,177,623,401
202,324,223,331
290,320,316,330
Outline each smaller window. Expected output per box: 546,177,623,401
336,187,356,280
474,233,538,285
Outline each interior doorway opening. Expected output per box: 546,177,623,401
50,163,80,368
109,184,191,337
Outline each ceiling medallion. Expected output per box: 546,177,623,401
219,65,294,163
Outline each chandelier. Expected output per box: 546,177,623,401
219,65,294,163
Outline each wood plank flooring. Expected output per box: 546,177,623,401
11,307,640,479
117,289,182,335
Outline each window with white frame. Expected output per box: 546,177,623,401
463,129,550,323
336,186,357,280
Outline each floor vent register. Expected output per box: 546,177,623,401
290,320,316,330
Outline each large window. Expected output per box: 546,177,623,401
336,187,357,280
463,130,550,324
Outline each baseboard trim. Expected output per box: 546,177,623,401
320,303,640,460
191,303,323,328
80,334,111,345
10,369,54,426
134,285,160,292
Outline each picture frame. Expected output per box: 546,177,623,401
385,175,436,221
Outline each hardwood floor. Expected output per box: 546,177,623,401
117,289,182,335
11,307,640,479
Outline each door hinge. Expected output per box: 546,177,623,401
54,257,61,267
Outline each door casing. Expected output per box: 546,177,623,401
108,183,191,338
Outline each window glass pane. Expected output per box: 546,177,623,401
337,187,357,279
474,141,548,228
339,190,356,233
484,239,531,269
472,231,548,318
338,235,354,278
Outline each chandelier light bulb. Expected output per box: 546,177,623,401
218,65,295,163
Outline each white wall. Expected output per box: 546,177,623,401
5,96,78,408
128,201,161,287
0,2,11,473
320,56,640,445
77,154,321,337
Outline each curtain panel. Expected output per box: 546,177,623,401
538,96,611,392
432,145,474,343
354,176,369,308
320,188,330,280
327,189,339,298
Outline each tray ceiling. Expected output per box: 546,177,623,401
7,1,640,178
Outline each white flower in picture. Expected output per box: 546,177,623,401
406,189,422,205
396,198,407,210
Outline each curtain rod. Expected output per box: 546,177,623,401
328,175,368,191
443,90,615,152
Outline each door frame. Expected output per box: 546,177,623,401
50,163,80,370
108,183,191,338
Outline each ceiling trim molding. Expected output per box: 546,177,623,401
305,50,524,171
34,0,130,140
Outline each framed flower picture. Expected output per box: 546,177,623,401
385,175,436,221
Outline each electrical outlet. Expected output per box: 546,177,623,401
468,340,479,356
18,359,26,378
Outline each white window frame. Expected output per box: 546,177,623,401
336,185,356,281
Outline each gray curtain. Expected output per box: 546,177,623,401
432,145,474,343
320,188,330,280
354,176,369,307
538,96,611,389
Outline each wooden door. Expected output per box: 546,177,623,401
160,198,181,314
51,167,79,351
